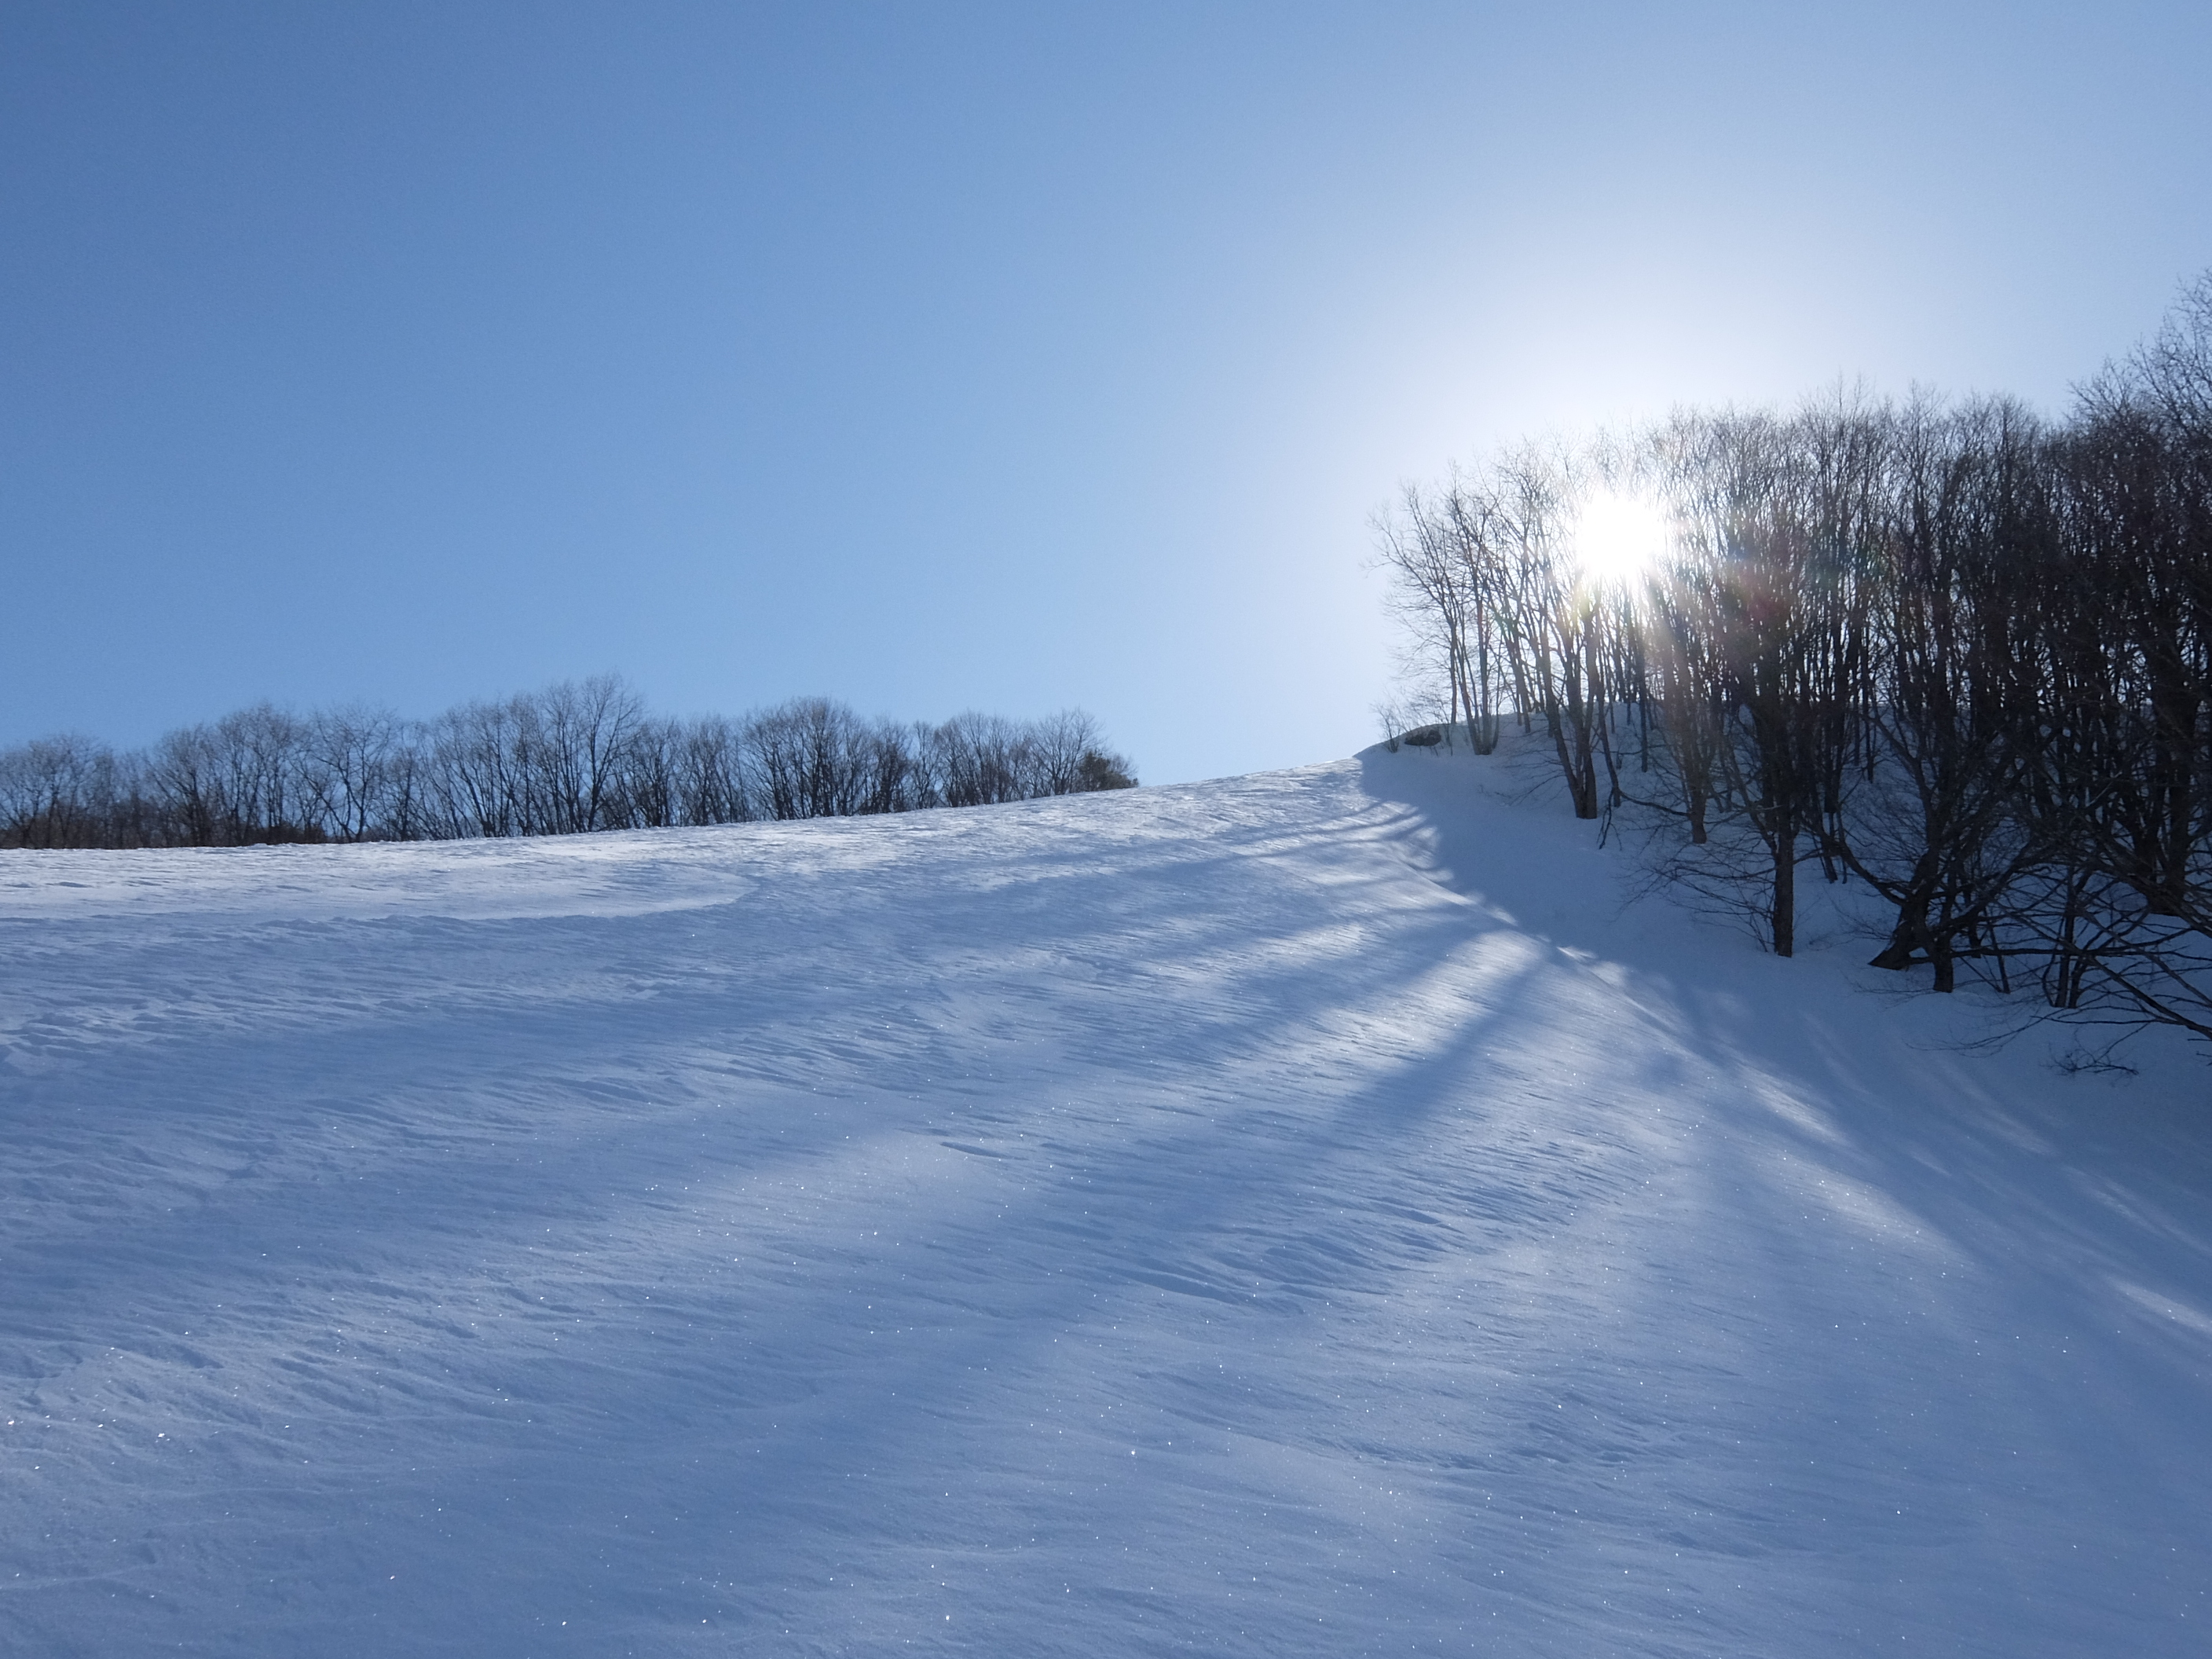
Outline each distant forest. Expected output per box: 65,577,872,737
0,679,1137,850
1378,273,2212,1050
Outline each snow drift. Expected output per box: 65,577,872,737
2,745,2207,1656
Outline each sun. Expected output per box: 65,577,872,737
1572,489,1672,589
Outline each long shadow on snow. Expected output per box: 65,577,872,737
1358,744,2212,1650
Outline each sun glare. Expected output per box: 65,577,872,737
1573,491,1672,589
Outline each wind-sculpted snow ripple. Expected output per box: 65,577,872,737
1,748,2207,1656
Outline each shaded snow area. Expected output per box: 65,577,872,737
3,745,2209,1657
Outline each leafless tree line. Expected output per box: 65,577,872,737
0,678,1137,851
1378,274,2212,1053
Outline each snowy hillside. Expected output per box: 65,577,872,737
2,745,2207,1657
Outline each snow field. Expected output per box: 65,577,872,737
1,745,2207,1655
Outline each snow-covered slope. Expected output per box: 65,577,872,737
2,747,2207,1657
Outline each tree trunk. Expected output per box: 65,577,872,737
1771,823,1796,958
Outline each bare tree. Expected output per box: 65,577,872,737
299,705,406,842
676,716,750,826
0,734,133,848
1838,397,2051,991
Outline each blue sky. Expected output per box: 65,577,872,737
5,1,2209,783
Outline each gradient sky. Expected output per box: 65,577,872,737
5,2,2210,783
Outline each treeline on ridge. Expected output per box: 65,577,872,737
1377,273,2212,1049
0,678,1137,850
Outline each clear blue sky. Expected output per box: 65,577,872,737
5,2,2209,783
